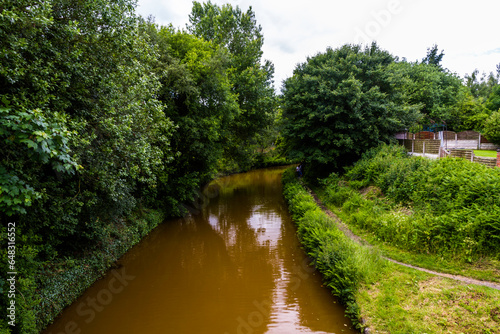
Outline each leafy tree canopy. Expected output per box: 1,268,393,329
1,0,174,241
391,60,463,128
143,23,240,213
483,110,500,144
280,43,421,177
465,64,500,100
451,89,491,132
421,44,445,68
188,1,277,169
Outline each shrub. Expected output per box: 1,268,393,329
281,167,385,328
327,143,500,261
483,110,500,145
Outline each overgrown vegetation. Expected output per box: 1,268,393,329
279,44,500,178
281,168,385,329
0,1,280,332
323,144,500,263
2,0,499,332
461,66,500,138
284,164,500,333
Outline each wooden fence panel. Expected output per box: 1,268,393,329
457,131,480,140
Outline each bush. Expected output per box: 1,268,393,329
281,168,385,328
327,144,500,261
483,110,500,145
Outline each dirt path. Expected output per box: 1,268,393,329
304,185,500,291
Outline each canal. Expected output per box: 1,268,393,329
43,167,356,334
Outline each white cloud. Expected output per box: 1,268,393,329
135,0,500,89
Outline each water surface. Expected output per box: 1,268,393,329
43,167,356,334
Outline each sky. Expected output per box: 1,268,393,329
135,0,500,91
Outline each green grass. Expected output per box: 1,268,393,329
324,201,500,283
339,144,500,262
292,170,500,333
357,264,500,334
474,150,498,158
311,182,500,283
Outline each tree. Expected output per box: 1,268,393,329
0,0,178,260
391,61,463,128
280,43,421,177
422,44,445,68
483,110,500,145
465,65,500,100
486,85,500,112
188,1,276,170
451,89,490,131
460,64,500,131
147,24,239,214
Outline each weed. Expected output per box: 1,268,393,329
282,168,386,328
330,144,500,262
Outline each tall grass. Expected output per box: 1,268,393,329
327,144,500,262
281,168,385,328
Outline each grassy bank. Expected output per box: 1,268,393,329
281,168,386,330
330,144,500,266
283,152,500,334
297,144,500,333
474,150,497,158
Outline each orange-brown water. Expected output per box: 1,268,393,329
43,167,357,334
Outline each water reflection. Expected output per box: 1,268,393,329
43,167,356,334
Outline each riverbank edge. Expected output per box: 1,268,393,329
34,159,293,333
281,167,385,332
34,209,165,332
282,167,500,333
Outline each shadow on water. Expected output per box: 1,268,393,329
43,167,357,334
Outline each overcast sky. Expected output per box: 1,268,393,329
135,0,500,91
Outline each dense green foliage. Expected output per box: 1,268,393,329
188,1,277,170
391,61,463,128
421,44,445,68
281,168,385,329
280,43,421,176
324,144,500,262
0,1,278,332
459,65,500,133
280,43,500,173
483,110,500,144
